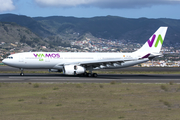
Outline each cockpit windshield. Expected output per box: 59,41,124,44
6,57,13,59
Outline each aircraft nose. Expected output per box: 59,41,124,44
2,59,7,65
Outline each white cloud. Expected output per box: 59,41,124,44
35,0,96,7
34,0,180,8
0,0,15,12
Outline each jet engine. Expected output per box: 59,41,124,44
63,65,86,75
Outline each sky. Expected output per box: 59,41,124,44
0,0,180,19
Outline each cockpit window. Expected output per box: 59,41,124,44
7,57,13,59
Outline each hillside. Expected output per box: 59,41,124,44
0,14,52,37
0,14,180,47
0,22,46,48
34,16,180,46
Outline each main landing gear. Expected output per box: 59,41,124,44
20,68,24,76
83,66,98,77
83,72,98,77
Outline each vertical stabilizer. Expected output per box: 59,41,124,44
135,27,168,54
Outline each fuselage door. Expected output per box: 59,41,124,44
19,55,24,62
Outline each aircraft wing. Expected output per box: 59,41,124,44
65,58,138,67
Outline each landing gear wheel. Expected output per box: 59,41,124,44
93,73,98,77
87,73,92,77
20,68,24,76
83,72,87,76
20,73,24,76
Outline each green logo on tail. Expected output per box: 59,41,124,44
155,35,163,48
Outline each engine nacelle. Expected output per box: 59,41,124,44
63,65,86,75
48,69,62,72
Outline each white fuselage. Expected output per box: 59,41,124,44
2,52,147,70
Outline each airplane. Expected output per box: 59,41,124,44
2,27,168,77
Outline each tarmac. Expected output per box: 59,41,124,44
0,66,180,83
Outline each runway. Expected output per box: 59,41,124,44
0,73,180,83
1,66,180,83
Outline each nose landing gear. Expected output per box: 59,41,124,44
20,68,24,76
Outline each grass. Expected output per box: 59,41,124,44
110,81,116,84
176,86,180,92
56,103,62,106
0,83,180,120
41,96,47,99
18,98,24,102
118,116,125,119
169,81,174,85
99,84,104,88
159,100,171,107
76,84,83,88
33,83,39,88
160,85,169,91
53,87,59,90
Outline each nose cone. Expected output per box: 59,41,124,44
2,59,13,67
2,59,7,65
